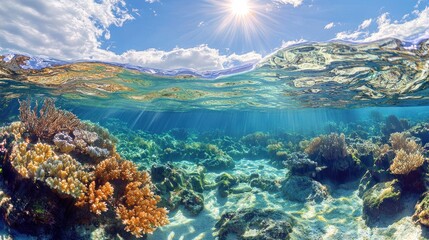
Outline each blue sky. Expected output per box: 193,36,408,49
0,0,428,70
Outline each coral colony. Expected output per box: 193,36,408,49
0,99,168,238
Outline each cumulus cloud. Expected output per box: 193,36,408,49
0,0,133,59
358,18,372,30
281,39,307,48
336,7,429,42
324,22,335,30
273,0,304,7
0,0,261,71
116,45,262,71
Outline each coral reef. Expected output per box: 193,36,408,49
10,142,56,178
0,99,168,238
76,181,114,215
35,154,92,198
19,98,81,141
304,133,357,181
116,181,169,237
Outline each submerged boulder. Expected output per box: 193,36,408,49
281,175,329,203
216,173,238,198
215,208,294,240
200,155,234,171
362,179,402,225
283,152,319,177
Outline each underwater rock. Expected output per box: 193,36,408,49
348,139,378,168
200,155,234,171
249,177,279,193
362,179,402,225
381,115,409,141
283,152,319,177
281,175,329,202
215,208,294,240
150,163,206,215
216,173,238,198
409,123,429,145
179,189,204,216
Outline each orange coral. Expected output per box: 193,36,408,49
116,181,169,237
76,181,114,215
95,155,147,183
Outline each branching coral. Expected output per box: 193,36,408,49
390,149,425,175
35,154,92,198
95,154,148,183
76,181,114,215
116,181,169,237
305,133,347,161
390,132,421,153
19,98,82,141
388,132,425,175
10,142,56,178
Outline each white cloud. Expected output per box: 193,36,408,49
0,0,261,71
116,45,262,71
324,22,335,30
273,0,304,7
336,7,429,42
0,0,133,59
145,0,159,3
358,18,372,30
364,8,429,42
281,39,307,48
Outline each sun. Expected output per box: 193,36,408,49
204,0,275,50
230,0,250,17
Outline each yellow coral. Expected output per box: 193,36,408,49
388,132,425,175
76,181,114,215
35,154,92,198
304,137,322,155
390,149,425,175
390,132,421,153
10,142,56,178
116,181,169,237
0,121,26,140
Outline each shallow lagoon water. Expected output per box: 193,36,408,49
1,39,429,239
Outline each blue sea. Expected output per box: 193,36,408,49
1,39,429,239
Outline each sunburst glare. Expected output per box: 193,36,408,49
230,0,250,16
205,0,275,51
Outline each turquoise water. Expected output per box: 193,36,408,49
1,39,429,239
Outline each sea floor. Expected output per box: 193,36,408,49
149,159,425,240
